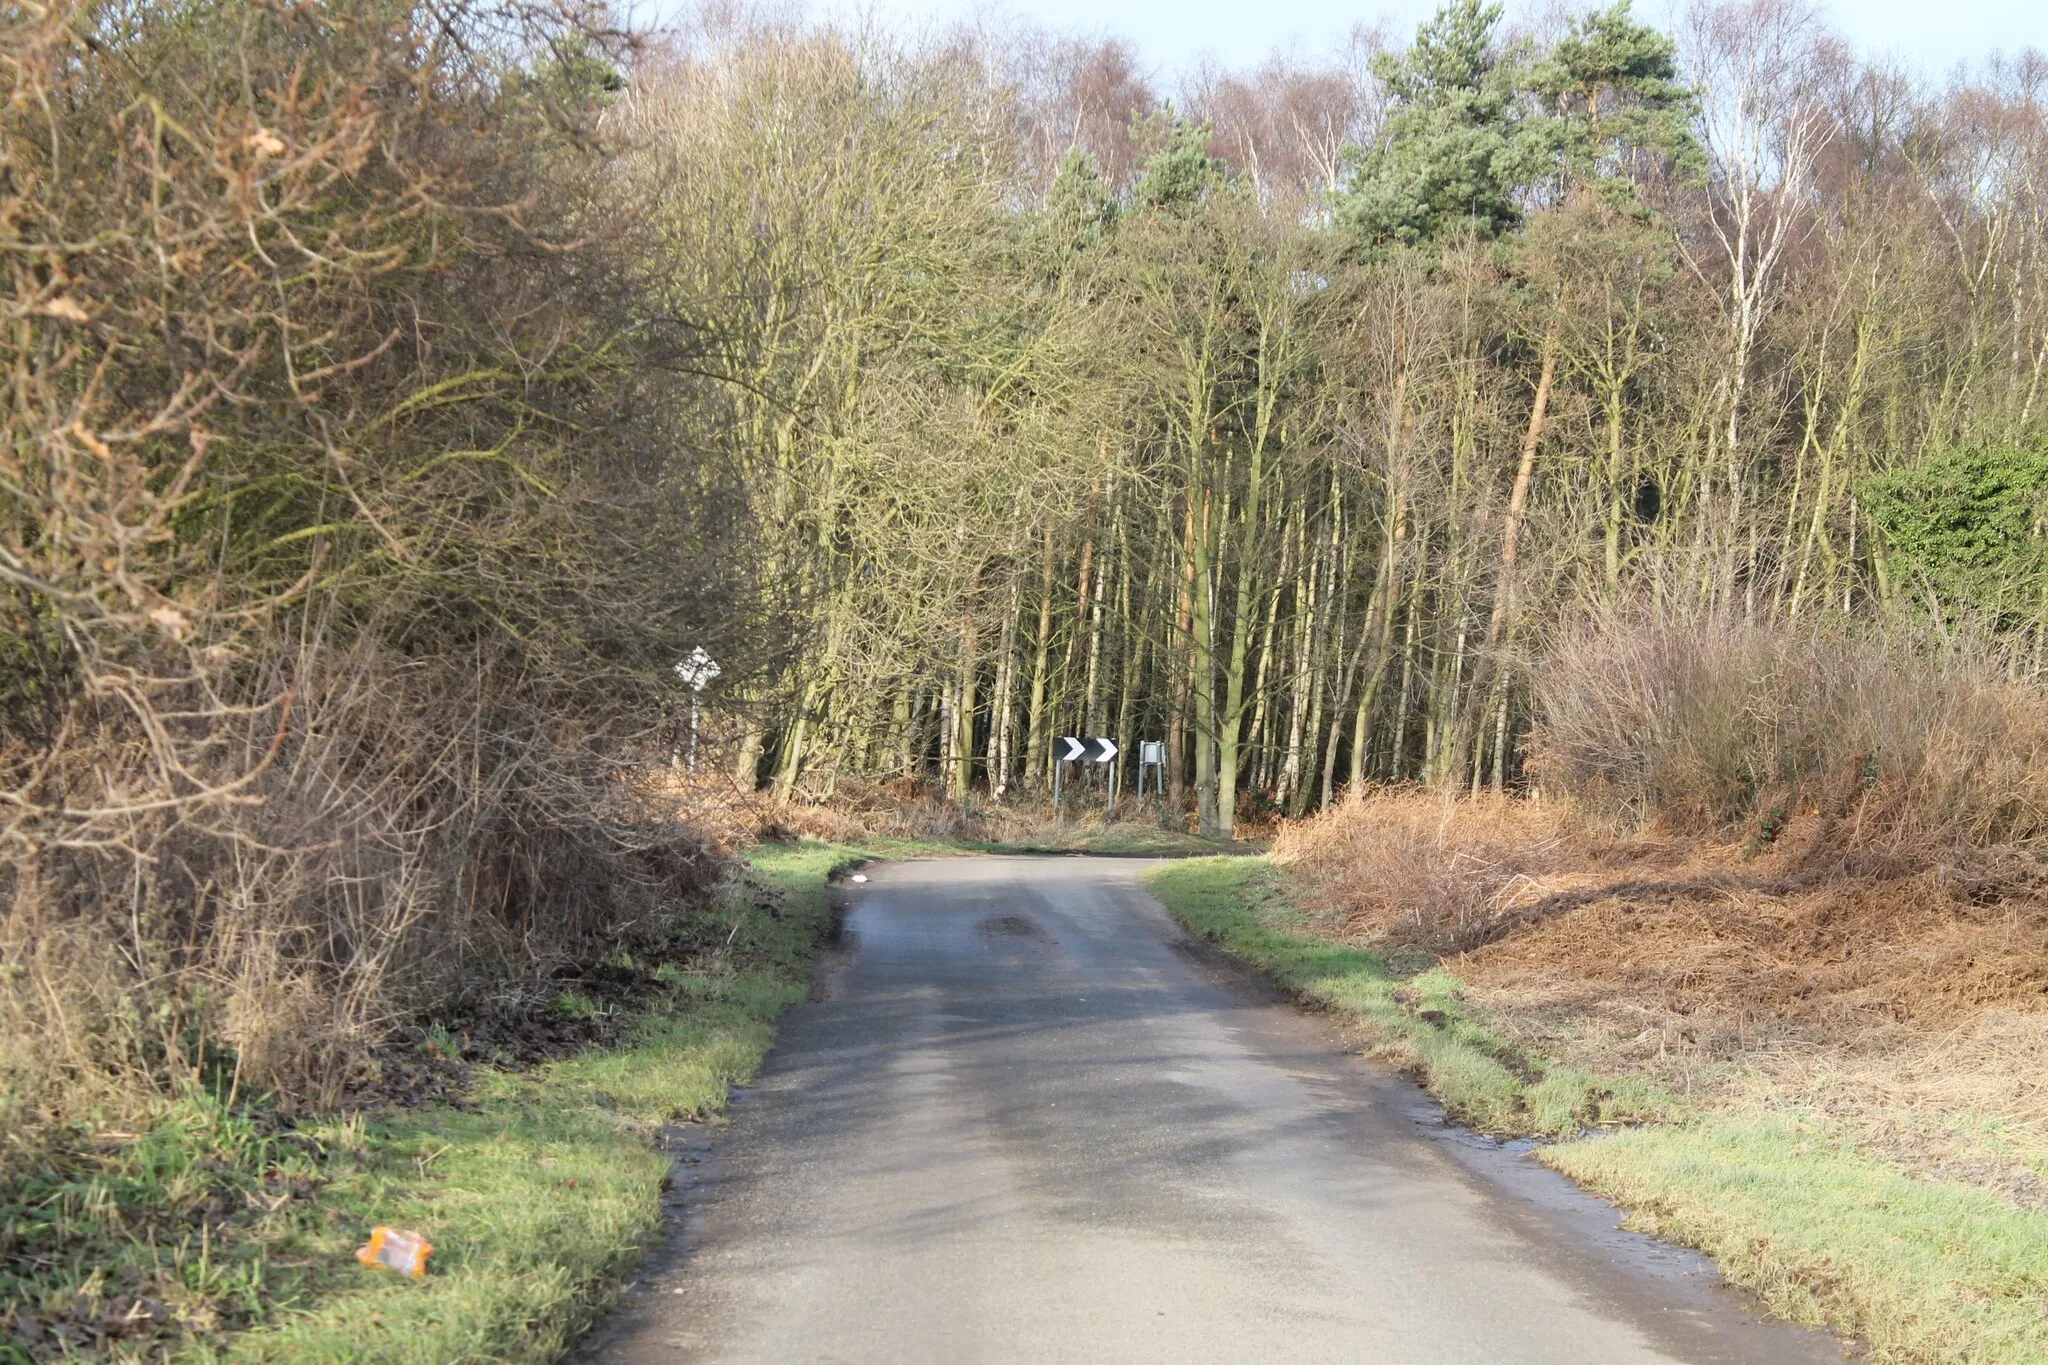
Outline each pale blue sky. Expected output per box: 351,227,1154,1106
646,0,2048,86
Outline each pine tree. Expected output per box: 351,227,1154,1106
1133,114,1225,214
1530,1,1699,210
1335,0,1544,246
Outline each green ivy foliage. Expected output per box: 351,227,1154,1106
1859,442,2048,613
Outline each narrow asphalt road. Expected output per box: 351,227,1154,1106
589,855,1846,1365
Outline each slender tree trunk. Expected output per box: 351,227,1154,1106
1318,636,1362,812
1053,528,1096,787
1191,480,1220,836
1348,490,1403,799
989,564,1021,800
893,690,913,777
1112,524,1138,809
1790,315,1874,617
1023,526,1055,792
950,566,982,801
1167,498,1194,815
1315,493,1355,810
938,682,956,786
1454,314,1560,788
1083,521,1109,739
1279,506,1314,808
1297,626,1328,816
1215,443,1266,838
1489,681,1511,791
1246,500,1290,793
1603,384,1628,590
1390,570,1422,780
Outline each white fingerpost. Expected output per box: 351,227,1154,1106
674,647,722,773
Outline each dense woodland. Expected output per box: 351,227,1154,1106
660,0,2048,837
4,0,2047,1113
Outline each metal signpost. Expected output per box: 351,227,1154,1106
1052,735,1117,818
673,647,721,772
1135,739,1168,817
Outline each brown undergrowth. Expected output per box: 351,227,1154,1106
634,767,1227,854
1273,802,2048,1207
632,770,973,846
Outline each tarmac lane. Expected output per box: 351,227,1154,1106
585,855,1847,1365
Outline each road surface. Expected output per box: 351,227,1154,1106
589,855,1844,1365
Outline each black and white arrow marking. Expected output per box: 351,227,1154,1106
1057,736,1118,763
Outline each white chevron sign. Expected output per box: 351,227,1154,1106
1057,736,1117,763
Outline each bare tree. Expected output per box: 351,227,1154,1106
1680,0,1828,583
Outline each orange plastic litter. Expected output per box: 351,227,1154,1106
355,1226,433,1277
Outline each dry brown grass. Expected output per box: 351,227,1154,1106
632,764,1208,854
1531,605,2048,847
1270,789,1582,951
0,643,730,1130
1457,845,2048,1040
1274,782,2048,1206
631,768,992,846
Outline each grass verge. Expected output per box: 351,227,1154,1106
1145,857,1657,1135
1144,855,2048,1365
1,840,858,1365
1548,1115,2048,1362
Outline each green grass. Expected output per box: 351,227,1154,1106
1,840,858,1365
1144,854,2048,1365
1547,1116,2048,1363
1145,856,1656,1134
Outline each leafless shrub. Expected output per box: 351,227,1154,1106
1272,789,1577,951
1528,603,2048,846
0,0,759,1141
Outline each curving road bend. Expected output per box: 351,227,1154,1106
588,855,1846,1365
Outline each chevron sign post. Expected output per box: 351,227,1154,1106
1056,736,1117,763
1052,736,1119,817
